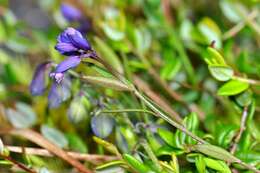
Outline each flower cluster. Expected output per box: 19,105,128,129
30,27,95,108
51,27,95,83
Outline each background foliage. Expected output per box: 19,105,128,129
0,0,260,172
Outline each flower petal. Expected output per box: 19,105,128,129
66,28,91,50
30,62,52,96
48,77,71,108
61,3,82,22
55,42,78,55
55,56,81,73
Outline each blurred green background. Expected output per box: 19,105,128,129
0,0,259,172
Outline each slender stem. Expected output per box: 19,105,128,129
101,109,158,117
222,10,258,40
230,107,248,155
133,89,206,144
239,161,260,173
233,76,260,85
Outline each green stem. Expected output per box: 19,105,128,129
101,109,158,117
233,76,260,86
133,89,206,144
141,139,162,171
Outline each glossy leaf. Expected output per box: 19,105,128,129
195,155,206,173
217,80,249,96
209,66,233,81
93,137,120,156
198,18,222,49
203,157,231,172
157,128,175,147
123,154,152,173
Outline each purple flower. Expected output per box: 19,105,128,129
30,62,52,96
61,3,82,22
52,27,96,83
55,27,91,56
50,56,81,83
48,76,71,108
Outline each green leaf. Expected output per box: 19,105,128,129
235,91,252,107
205,47,227,66
41,125,68,148
208,66,234,81
157,128,175,147
123,154,152,173
81,76,131,91
203,157,231,173
184,112,199,144
216,124,238,148
102,23,125,41
219,0,242,23
66,133,88,153
93,137,120,156
195,155,206,173
96,160,125,170
217,80,249,96
5,102,36,128
192,144,239,163
93,37,123,74
170,154,180,173
156,145,184,156
198,18,222,49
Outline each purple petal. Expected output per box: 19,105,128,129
50,72,64,83
61,3,82,22
57,32,71,43
30,62,52,96
48,77,71,108
66,27,91,50
55,56,81,73
55,42,78,55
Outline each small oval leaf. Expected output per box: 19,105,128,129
6,102,36,128
217,80,249,96
91,114,115,139
41,125,68,148
209,66,233,81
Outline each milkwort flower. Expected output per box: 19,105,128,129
61,3,82,22
30,61,52,96
30,27,95,108
51,27,96,83
60,3,91,34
